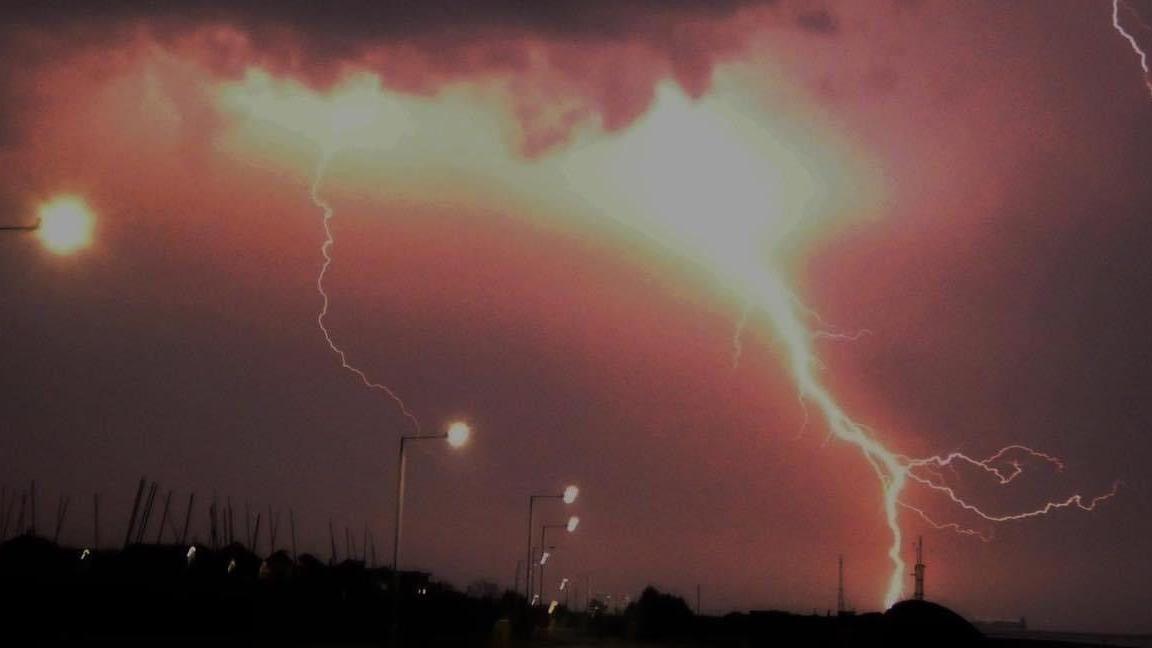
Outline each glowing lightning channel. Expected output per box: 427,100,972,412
732,267,1115,608
311,151,421,433
1113,0,1152,98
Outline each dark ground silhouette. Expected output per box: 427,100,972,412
0,534,1142,647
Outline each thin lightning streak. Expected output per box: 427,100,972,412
311,151,422,434
1113,0,1152,98
899,502,992,542
907,470,1120,523
908,445,1065,484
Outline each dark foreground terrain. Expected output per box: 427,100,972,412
2,534,1145,647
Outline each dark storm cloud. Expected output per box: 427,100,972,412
796,8,838,35
4,1,770,39
0,1,806,152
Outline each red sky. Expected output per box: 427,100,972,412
2,0,1151,634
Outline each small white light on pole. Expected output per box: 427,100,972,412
37,195,95,255
540,551,550,565
563,485,579,504
446,421,471,448
566,515,580,532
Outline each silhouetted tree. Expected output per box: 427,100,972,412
625,586,694,640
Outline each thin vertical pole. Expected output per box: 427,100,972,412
29,480,37,536
15,492,26,535
29,480,36,537
180,493,195,546
0,491,15,540
328,519,337,564
209,498,219,549
53,495,70,544
155,491,173,544
539,525,548,602
268,506,278,552
136,482,158,544
289,509,298,561
252,513,262,555
0,487,8,541
525,496,535,601
226,498,235,545
124,478,146,548
391,436,408,637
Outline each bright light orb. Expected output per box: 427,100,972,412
446,421,471,448
566,516,580,532
37,195,94,254
563,485,579,504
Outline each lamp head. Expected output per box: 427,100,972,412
446,421,471,448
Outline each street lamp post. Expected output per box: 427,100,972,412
391,421,471,634
538,515,579,602
525,485,578,602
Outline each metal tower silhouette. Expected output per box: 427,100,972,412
913,536,926,601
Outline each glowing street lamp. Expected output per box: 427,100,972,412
525,484,579,602
1,195,95,255
392,420,472,631
446,421,471,448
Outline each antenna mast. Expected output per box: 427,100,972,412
913,536,926,601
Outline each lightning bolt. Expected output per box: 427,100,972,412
1113,0,1152,98
733,267,1115,608
311,150,421,433
232,70,1116,610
